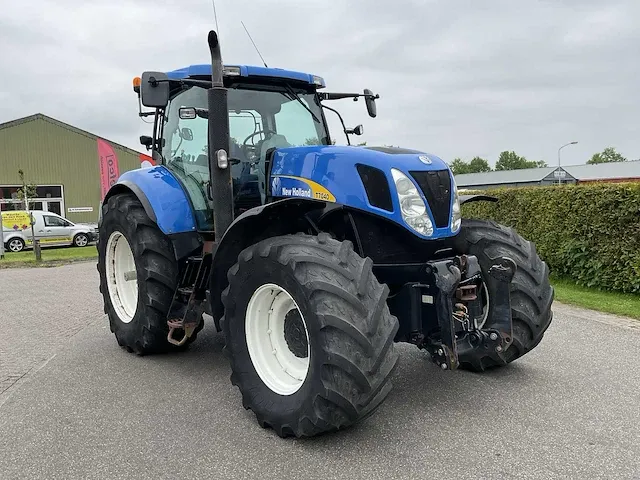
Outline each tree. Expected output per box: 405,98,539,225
304,137,336,145
449,158,471,175
468,156,492,173
16,170,37,210
587,147,627,164
16,169,41,262
495,151,547,171
449,156,492,175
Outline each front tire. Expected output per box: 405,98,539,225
453,219,554,371
221,233,399,438
97,193,194,355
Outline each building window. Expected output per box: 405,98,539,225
0,184,65,216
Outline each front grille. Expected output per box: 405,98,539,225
356,164,393,212
409,170,452,228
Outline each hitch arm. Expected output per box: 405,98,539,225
426,260,462,370
426,256,517,370
484,257,517,347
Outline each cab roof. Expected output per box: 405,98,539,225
165,64,326,88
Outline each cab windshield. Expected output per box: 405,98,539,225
161,84,329,231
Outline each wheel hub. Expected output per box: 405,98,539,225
284,310,309,359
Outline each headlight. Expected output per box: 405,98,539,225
451,177,462,233
391,168,434,236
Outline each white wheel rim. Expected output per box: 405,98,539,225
76,235,88,247
105,231,138,324
245,283,310,396
9,240,23,252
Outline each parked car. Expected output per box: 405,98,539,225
1,210,99,253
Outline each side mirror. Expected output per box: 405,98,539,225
179,107,197,120
140,71,170,108
364,89,378,118
346,125,364,136
181,127,194,141
140,135,153,151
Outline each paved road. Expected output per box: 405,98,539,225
1,262,639,479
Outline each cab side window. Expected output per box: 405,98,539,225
44,215,68,227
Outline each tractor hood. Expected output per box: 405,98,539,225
270,145,450,176
269,145,459,240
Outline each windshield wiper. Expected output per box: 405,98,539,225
281,84,321,124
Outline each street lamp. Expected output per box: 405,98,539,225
557,141,578,185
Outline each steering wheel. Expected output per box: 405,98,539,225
241,129,277,163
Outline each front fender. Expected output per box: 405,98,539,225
102,166,197,235
209,198,325,323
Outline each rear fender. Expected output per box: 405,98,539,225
209,198,325,323
101,166,197,234
101,166,201,260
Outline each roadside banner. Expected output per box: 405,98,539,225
1,211,31,231
98,138,120,199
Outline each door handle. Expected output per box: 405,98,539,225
45,229,52,232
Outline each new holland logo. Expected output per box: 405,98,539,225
418,155,432,165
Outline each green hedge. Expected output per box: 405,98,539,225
461,183,640,293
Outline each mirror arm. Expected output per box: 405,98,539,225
148,77,212,89
321,104,351,146
320,92,380,101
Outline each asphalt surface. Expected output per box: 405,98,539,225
1,262,639,480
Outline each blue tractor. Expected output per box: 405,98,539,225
97,31,554,438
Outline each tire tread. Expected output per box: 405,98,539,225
221,233,399,437
454,218,554,371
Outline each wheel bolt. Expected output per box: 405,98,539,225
441,363,448,370
496,346,503,353
490,333,498,341
438,349,444,356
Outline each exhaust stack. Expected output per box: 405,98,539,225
207,30,233,242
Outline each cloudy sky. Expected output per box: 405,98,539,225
2,0,639,167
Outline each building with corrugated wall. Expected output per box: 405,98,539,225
455,161,640,190
0,114,144,223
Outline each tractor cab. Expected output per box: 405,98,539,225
135,64,375,231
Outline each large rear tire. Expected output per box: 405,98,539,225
453,219,554,371
221,232,399,438
97,193,197,355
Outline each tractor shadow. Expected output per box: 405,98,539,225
295,343,541,448
131,321,543,445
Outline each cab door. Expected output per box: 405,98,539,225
41,213,74,246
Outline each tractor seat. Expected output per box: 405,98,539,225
195,154,209,167
260,134,290,156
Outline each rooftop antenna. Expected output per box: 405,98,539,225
211,0,220,34
241,21,268,68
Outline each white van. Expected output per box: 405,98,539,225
1,210,98,253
